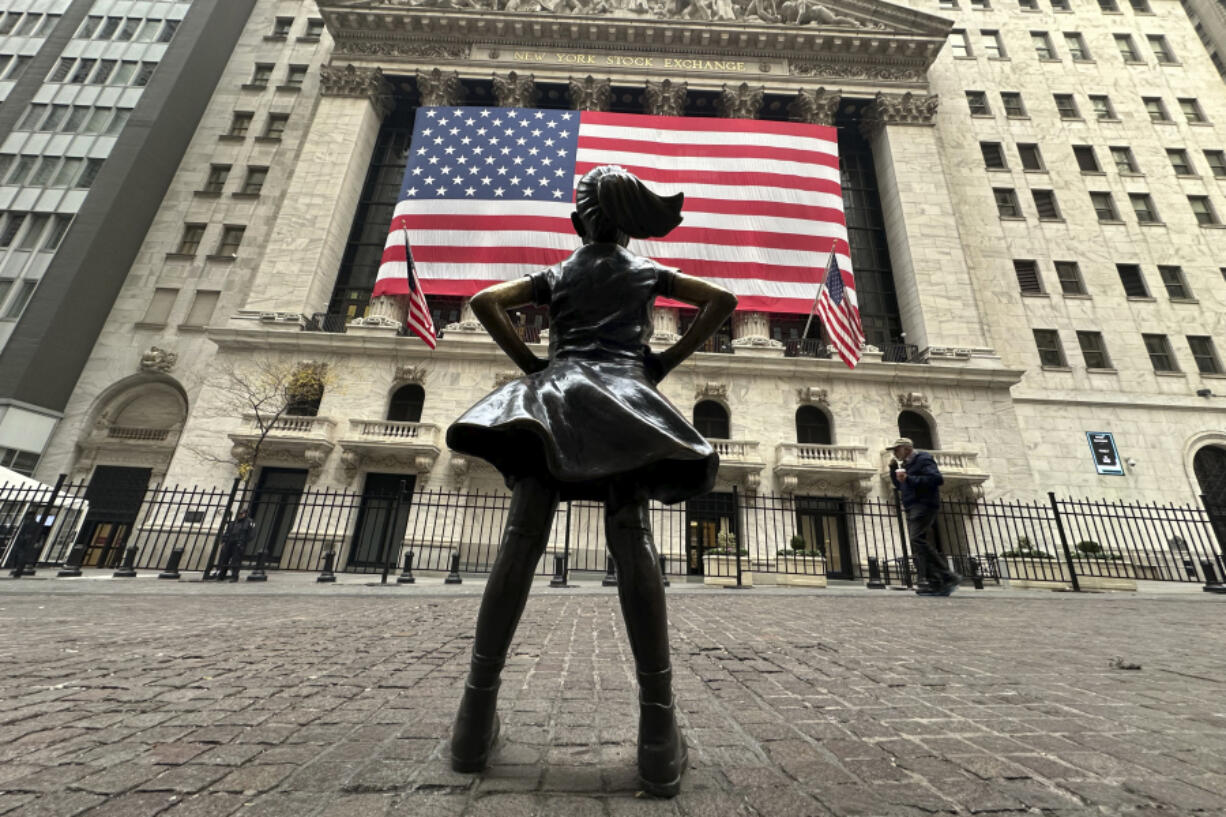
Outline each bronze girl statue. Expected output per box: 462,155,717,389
445,165,737,797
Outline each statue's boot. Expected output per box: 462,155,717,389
450,652,504,772
636,667,688,797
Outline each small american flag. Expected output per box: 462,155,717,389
373,228,436,349
374,107,849,314
815,253,863,368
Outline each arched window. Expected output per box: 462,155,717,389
693,400,730,439
387,384,425,423
795,406,832,445
898,410,935,450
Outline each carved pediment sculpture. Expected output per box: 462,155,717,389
396,365,428,385
797,386,828,406
696,381,728,400
140,346,178,374
898,392,929,409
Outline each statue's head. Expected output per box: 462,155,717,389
570,165,684,246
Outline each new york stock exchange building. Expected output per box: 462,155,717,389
16,0,1226,583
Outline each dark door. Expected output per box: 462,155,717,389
348,473,415,570
795,496,852,579
78,466,152,567
1195,445,1226,554
684,492,738,575
249,468,308,564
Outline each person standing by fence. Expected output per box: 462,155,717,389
7,515,43,578
214,509,255,582
890,437,959,596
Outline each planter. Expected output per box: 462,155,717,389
702,554,752,587
775,554,827,588
1002,557,1137,592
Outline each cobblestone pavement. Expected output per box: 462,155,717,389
2,577,1225,816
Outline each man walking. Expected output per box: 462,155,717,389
889,437,959,596
215,509,255,582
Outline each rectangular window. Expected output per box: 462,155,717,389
111,61,137,85
970,0,990,7
1018,0,1037,8
42,215,71,251
1033,329,1067,367
140,287,177,326
17,104,46,131
966,91,991,115
1179,98,1207,123
251,63,273,86
133,62,156,87
3,56,31,81
92,59,116,84
98,16,120,39
1115,34,1140,61
1032,31,1057,59
1167,148,1193,175
1129,0,1151,12
242,166,268,195
48,58,73,83
68,58,95,84
951,30,972,58
177,224,205,255
0,155,12,181
1143,334,1177,372
16,214,49,250
204,164,230,194
14,13,40,36
273,17,294,37
994,187,1022,217
1205,150,1226,177
6,157,36,186
305,18,325,38
75,159,102,189
136,19,162,41
51,158,82,187
1188,336,1223,374
1065,32,1090,60
1158,265,1191,299
183,290,221,327
1148,34,1176,63
982,30,1005,59
29,157,59,186
0,213,26,247
217,226,246,257
1144,96,1169,122
116,17,139,41
1073,145,1101,172
158,20,179,42
1033,189,1061,219
263,113,289,139
1117,263,1148,296
1015,260,1043,293
1077,332,1112,369
1056,261,1087,295
39,105,68,131
104,109,130,135
285,64,308,87
228,112,253,137
1189,195,1220,225
2,280,36,320
1129,193,1159,223
981,142,1007,169
1054,93,1080,119
1001,92,1026,117
1110,146,1139,173
0,280,11,310
77,15,101,38
1051,0,1070,9
1090,94,1116,119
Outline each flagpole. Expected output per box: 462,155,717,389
801,248,835,341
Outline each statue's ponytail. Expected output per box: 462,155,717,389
574,165,683,241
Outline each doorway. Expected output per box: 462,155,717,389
78,466,152,568
248,468,308,564
348,473,416,570
795,496,852,579
684,491,738,575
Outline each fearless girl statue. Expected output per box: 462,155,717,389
445,165,737,797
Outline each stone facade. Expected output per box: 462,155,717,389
32,0,1226,516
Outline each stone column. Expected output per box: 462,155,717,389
493,71,538,107
644,79,686,116
569,75,611,112
239,64,392,325
716,82,764,119
789,87,841,126
417,67,464,106
861,92,992,356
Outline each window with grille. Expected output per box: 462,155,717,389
1129,193,1159,223
1054,94,1080,119
1110,146,1139,173
228,112,253,137
1077,331,1112,368
951,30,972,58
251,64,272,86
1143,334,1177,371
994,188,1022,217
1014,260,1043,293
1179,98,1207,123
1188,336,1223,374
1158,266,1191,299
1073,145,1101,172
263,113,289,139
982,30,1005,58
1065,32,1090,59
1033,329,1067,367
1205,150,1226,177
1018,143,1044,170
217,226,246,257
177,224,205,255
1091,192,1119,221
1116,263,1148,296
981,142,1007,169
1001,92,1026,117
1056,261,1087,295
1033,190,1061,219
1032,31,1057,59
1148,35,1176,63
242,167,268,195
1167,149,1193,175
1115,34,1140,61
1189,195,1219,225
1090,95,1116,119
1143,97,1169,122
272,17,293,37
966,91,991,115
203,165,230,194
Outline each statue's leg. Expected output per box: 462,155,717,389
450,475,558,773
605,485,687,798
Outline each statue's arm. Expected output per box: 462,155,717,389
654,272,738,376
470,278,548,374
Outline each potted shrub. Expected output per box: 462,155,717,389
1001,536,1136,591
1000,536,1064,588
775,535,827,587
702,531,752,587
1072,540,1137,588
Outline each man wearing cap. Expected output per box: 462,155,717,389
889,437,959,596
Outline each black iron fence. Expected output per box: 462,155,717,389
3,476,1224,591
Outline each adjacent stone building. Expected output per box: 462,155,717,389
23,0,1226,572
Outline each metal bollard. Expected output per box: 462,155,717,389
865,556,885,589
397,550,416,584
881,560,891,586
659,555,670,588
112,546,138,578
549,554,569,588
317,551,336,583
158,548,184,580
969,557,985,590
601,555,618,587
445,552,463,584
57,544,86,577
246,549,269,582
1200,559,1226,593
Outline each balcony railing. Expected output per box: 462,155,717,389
351,420,441,445
777,443,868,469
105,426,171,441
880,343,923,363
709,439,762,461
782,339,830,359
240,414,336,437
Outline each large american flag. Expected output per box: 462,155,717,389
814,253,864,368
373,107,849,314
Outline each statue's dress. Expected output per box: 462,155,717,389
446,243,718,503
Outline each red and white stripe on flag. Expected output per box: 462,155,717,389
374,230,437,349
814,253,864,368
374,107,850,315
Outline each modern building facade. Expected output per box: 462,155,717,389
18,0,1226,570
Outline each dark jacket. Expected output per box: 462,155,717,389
890,451,944,510
222,516,255,547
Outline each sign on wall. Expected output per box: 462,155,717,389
1087,432,1124,476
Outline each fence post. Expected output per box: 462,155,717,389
203,478,241,581
727,484,750,590
397,549,416,584
57,543,87,577
113,546,138,578
892,492,913,588
12,474,66,577
246,547,269,582
550,501,572,588
1047,492,1081,592
317,550,337,583
659,554,670,588
1199,494,1226,591
865,556,885,590
445,551,463,584
968,557,984,590
158,548,184,580
381,481,408,585
602,555,618,587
